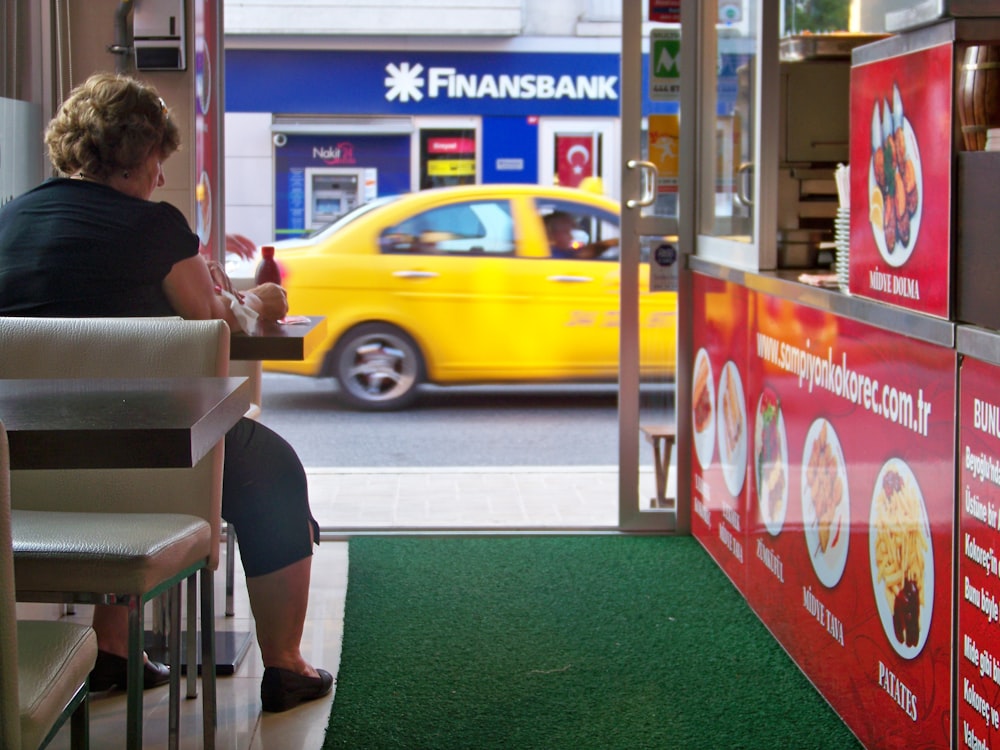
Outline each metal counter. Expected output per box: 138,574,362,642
957,326,1000,367
688,256,955,348
853,18,1000,63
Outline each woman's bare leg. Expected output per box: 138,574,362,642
92,604,128,655
245,555,318,677
94,560,317,677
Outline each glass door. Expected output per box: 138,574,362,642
618,2,681,532
619,0,780,531
694,0,779,271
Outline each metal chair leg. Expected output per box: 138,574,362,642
201,568,218,750
126,596,144,750
225,525,236,616
70,686,90,750
186,575,198,698
167,585,181,750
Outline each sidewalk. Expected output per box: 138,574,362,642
305,465,673,531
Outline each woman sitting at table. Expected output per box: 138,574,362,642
0,72,330,713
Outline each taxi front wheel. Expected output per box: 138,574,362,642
331,323,424,411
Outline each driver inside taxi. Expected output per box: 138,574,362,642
543,210,618,260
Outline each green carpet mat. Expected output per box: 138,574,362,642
324,535,863,749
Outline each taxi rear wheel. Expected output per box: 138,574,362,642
331,323,424,411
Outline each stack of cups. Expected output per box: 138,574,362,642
835,208,851,295
834,164,851,295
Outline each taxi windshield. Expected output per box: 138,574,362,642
300,194,402,243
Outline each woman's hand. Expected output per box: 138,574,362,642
204,259,238,294
206,258,287,321
163,254,288,331
248,282,288,322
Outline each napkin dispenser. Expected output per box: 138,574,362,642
134,0,186,71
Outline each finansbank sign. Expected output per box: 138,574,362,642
384,61,619,103
226,49,624,117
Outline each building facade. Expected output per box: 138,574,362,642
222,0,699,243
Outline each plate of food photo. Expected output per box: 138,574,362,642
716,360,747,498
801,418,850,588
692,347,716,469
869,457,933,659
868,85,922,268
755,387,788,537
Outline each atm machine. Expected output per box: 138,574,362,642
304,167,377,229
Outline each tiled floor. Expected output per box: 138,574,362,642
33,464,673,749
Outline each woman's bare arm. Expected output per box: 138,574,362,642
163,255,288,329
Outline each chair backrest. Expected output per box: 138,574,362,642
0,317,231,569
0,421,22,748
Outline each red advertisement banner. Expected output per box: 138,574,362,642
691,274,749,591
692,275,956,748
848,42,953,319
427,137,476,154
648,0,680,24
194,0,220,257
958,355,1000,749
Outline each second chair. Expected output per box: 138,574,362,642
0,316,233,750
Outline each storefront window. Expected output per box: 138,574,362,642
707,2,758,242
782,0,850,34
419,129,477,189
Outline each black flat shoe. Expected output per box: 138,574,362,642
89,650,171,692
260,666,334,712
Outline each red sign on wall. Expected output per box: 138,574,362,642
649,0,680,23
958,355,1000,749
194,0,220,258
849,42,953,319
692,276,957,748
427,137,475,154
690,274,750,591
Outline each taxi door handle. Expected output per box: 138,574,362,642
393,270,439,279
547,275,592,283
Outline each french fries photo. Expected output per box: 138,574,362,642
872,461,928,649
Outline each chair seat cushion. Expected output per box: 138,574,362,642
17,619,97,750
12,510,211,594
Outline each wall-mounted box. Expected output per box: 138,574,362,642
134,0,186,70
955,151,1000,330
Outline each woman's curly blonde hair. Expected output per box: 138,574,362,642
45,72,180,181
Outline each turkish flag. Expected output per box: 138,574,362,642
555,135,595,188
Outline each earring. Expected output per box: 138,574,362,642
123,171,130,179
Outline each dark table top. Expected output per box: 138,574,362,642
0,377,250,470
229,316,326,361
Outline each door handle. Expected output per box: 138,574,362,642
735,161,754,207
393,270,439,279
625,159,658,209
547,275,593,283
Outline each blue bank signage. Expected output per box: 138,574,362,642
383,61,618,104
226,49,622,117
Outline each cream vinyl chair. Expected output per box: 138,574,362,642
0,317,231,750
0,420,99,750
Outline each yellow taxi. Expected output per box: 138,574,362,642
264,184,676,410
